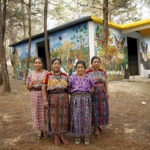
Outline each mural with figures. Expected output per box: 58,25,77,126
140,38,150,70
49,23,89,75
94,23,128,80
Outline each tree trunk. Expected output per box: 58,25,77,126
25,0,31,81
0,0,11,92
22,0,26,39
103,0,109,70
44,0,51,71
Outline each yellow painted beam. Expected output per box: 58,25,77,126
91,16,150,33
91,16,123,30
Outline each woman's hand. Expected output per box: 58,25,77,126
67,87,71,94
42,84,48,108
26,83,31,92
105,81,108,99
105,92,109,100
90,87,94,95
44,100,48,109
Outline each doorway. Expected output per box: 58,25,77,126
36,41,49,69
127,37,139,75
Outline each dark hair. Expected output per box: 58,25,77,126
75,60,86,69
52,58,61,65
34,57,44,65
91,56,101,64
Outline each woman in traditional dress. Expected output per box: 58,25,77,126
42,58,69,146
86,56,109,136
26,57,48,138
69,60,95,145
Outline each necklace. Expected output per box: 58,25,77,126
53,72,61,82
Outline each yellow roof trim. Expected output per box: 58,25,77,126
91,16,150,31
91,16,123,30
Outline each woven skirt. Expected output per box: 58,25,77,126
92,86,109,127
30,90,45,130
47,92,69,134
70,92,92,137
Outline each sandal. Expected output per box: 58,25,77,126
98,126,103,132
37,130,44,139
60,136,69,145
84,137,89,145
95,128,100,137
54,136,61,146
75,137,81,144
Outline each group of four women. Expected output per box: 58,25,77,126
26,56,109,146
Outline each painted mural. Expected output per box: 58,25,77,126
49,23,89,75
12,37,44,79
140,39,150,70
12,24,89,79
94,23,128,80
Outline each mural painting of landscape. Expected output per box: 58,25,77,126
49,23,89,74
12,39,41,79
94,23,128,80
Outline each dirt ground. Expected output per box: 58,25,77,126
0,77,150,150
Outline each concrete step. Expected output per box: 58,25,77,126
128,75,150,83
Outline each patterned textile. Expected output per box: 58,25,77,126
47,93,69,134
30,91,45,130
26,70,48,88
68,74,94,136
70,92,92,137
86,68,109,127
43,72,69,134
92,86,109,126
68,74,95,93
43,72,68,91
86,69,107,84
26,70,48,130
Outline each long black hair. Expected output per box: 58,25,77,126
34,57,44,65
75,60,86,69
52,58,61,65
91,56,101,64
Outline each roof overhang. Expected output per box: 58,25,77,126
10,16,150,47
91,16,150,37
9,16,92,47
91,16,123,30
121,24,150,34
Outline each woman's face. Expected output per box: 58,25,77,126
76,63,85,76
34,59,43,70
52,60,61,72
92,58,100,70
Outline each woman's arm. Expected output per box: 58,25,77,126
105,81,109,99
67,86,71,94
42,84,48,109
90,87,94,95
26,83,31,91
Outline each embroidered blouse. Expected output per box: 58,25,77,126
68,74,95,93
26,70,48,88
43,72,68,91
86,68,107,87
